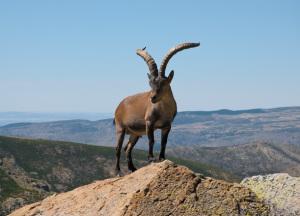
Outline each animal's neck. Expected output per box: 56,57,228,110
161,86,175,103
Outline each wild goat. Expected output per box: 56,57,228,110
114,42,200,174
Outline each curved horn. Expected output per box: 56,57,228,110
136,48,158,77
159,42,200,77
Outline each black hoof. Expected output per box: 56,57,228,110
158,157,165,162
115,170,122,177
148,156,155,163
129,167,137,172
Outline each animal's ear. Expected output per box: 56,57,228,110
167,70,174,83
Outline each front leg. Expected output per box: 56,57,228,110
146,121,155,162
159,126,171,161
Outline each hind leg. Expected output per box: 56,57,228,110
125,135,139,172
115,126,125,176
124,140,129,153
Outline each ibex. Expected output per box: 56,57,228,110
114,42,200,174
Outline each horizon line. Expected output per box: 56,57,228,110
1,105,300,114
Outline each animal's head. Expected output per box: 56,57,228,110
136,43,200,103
147,71,174,103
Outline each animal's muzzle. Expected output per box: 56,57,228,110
151,96,158,103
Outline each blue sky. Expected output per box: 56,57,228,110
1,0,299,112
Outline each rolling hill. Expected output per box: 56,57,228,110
0,136,235,215
168,142,300,179
0,107,299,148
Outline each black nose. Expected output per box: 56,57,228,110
151,96,157,102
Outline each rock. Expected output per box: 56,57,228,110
9,160,269,216
1,198,25,216
51,166,74,185
241,173,300,216
32,182,51,192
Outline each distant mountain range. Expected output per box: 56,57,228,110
0,107,299,148
1,107,299,214
0,112,112,127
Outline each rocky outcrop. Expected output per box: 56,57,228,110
0,156,51,193
0,155,50,216
1,198,25,216
241,173,300,216
10,160,269,216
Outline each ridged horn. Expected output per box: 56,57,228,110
136,48,158,77
159,42,200,77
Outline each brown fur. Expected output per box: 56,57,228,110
114,43,199,174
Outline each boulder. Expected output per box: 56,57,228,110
10,160,269,216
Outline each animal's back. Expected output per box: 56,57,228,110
114,91,150,135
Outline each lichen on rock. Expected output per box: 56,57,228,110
241,173,300,216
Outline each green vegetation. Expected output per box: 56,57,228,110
0,136,116,190
0,135,237,215
0,135,236,191
0,169,24,201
